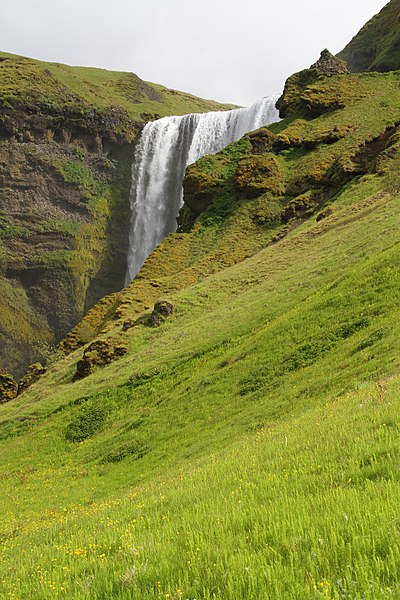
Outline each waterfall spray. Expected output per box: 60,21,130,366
125,96,279,283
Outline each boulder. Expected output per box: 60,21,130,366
310,49,349,76
74,338,127,380
0,369,18,403
18,363,47,394
148,300,174,328
154,300,174,317
149,312,165,328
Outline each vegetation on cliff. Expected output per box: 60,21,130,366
0,35,400,596
0,52,233,377
338,0,400,73
0,51,232,139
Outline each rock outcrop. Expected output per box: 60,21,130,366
310,49,349,76
276,50,349,119
0,369,18,403
0,52,231,377
74,338,127,380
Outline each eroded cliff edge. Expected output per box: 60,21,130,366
0,52,232,376
56,52,400,388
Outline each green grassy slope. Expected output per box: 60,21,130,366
0,157,399,597
0,51,234,127
338,0,400,73
2,376,400,599
0,65,400,597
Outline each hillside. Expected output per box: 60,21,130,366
0,46,399,598
338,0,400,72
0,52,233,377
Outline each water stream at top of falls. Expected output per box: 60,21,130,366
125,96,280,284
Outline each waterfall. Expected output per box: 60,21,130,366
125,96,279,283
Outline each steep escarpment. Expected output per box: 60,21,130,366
60,57,400,364
1,50,400,600
0,52,232,377
338,0,400,72
184,63,400,234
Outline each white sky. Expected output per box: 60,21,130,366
3,0,389,106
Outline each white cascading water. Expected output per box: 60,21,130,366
125,96,279,283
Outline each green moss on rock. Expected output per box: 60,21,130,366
234,155,285,199
0,369,18,403
0,52,234,377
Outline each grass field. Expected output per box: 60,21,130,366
0,162,399,597
1,375,400,600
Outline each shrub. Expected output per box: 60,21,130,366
65,401,108,442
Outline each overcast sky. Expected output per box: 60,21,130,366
3,0,388,106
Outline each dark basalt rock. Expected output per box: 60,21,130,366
154,300,174,317
310,50,349,76
0,369,18,403
74,338,127,380
18,363,46,394
149,312,165,328
148,300,174,328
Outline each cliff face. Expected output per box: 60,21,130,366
338,0,400,72
0,130,132,377
56,60,400,378
0,52,232,377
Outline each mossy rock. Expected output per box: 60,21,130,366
183,165,226,216
234,155,285,199
283,190,323,222
300,79,354,117
276,52,352,120
0,369,18,403
276,68,319,118
18,363,46,394
250,196,284,226
154,300,174,317
148,300,174,328
74,338,127,380
248,128,277,155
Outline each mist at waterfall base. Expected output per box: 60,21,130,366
125,96,279,284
